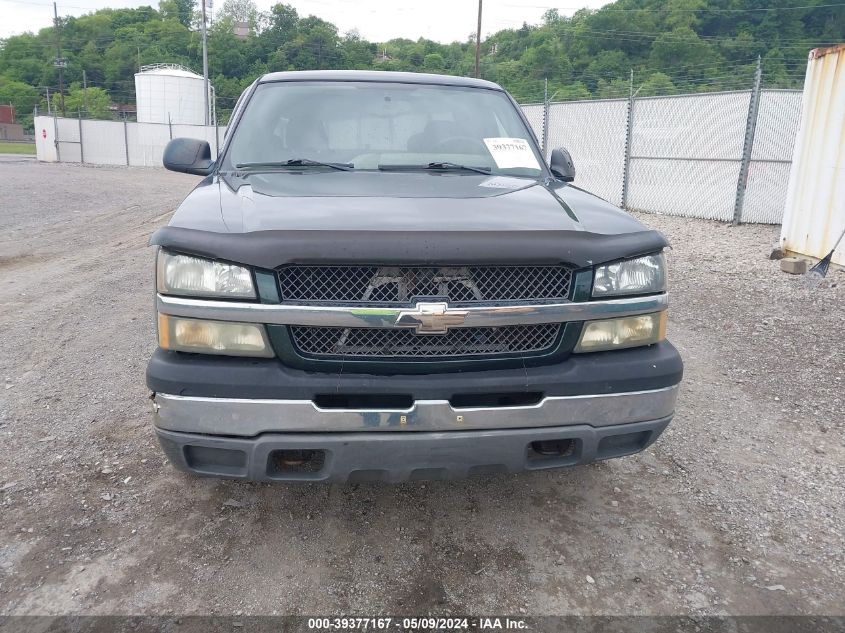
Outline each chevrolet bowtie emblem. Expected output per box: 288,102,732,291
394,302,469,334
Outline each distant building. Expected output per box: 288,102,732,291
234,21,250,40
109,103,137,120
0,104,15,124
0,104,26,141
375,49,393,63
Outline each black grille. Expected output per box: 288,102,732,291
290,324,561,359
277,265,573,305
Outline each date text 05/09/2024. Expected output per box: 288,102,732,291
306,617,529,631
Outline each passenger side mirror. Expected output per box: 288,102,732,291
163,138,214,176
549,147,576,182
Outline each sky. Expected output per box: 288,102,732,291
0,0,612,42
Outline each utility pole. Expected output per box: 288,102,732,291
53,2,66,116
200,0,210,125
82,69,87,116
475,0,482,79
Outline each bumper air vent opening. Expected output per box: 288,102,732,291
313,394,413,410
183,445,247,477
526,438,580,469
449,392,544,409
268,449,326,475
596,430,653,460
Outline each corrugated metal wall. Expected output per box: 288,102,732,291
780,45,845,266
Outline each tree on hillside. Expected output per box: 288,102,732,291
51,86,112,119
0,0,835,128
0,76,40,129
160,0,194,28
649,28,721,80
219,0,261,31
639,72,677,97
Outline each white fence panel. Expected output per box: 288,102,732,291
33,116,57,162
743,90,803,224
80,120,127,165
55,117,82,163
632,92,750,160
545,99,627,206
520,103,545,152
35,116,224,168
628,159,741,221
171,123,227,155
528,89,800,224
627,91,750,220
127,122,172,167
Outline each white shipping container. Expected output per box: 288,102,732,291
780,45,845,266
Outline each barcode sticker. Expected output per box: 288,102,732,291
483,137,541,170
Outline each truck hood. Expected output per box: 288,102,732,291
151,171,668,269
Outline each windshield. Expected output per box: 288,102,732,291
223,81,546,178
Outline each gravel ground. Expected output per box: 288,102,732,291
0,162,842,616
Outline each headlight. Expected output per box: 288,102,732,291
574,311,666,353
593,253,666,297
158,314,273,357
157,250,255,298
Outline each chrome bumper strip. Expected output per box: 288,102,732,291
153,385,679,436
156,293,668,329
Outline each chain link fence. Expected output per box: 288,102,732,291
524,88,802,224
743,90,804,224
35,86,801,225
547,99,629,207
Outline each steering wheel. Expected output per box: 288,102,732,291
431,136,488,154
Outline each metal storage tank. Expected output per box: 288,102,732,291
134,63,212,125
779,45,845,267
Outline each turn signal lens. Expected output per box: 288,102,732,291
158,314,273,357
575,311,667,353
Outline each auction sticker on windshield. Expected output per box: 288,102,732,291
483,138,541,170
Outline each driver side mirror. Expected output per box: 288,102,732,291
549,147,575,182
163,138,214,176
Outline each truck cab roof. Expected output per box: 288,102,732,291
257,69,503,91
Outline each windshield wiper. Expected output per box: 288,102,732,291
378,161,492,175
235,159,353,172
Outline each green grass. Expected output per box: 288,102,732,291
0,142,36,155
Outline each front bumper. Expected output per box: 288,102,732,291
153,386,678,435
147,342,682,482
156,417,672,483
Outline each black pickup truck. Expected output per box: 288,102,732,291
148,70,682,483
